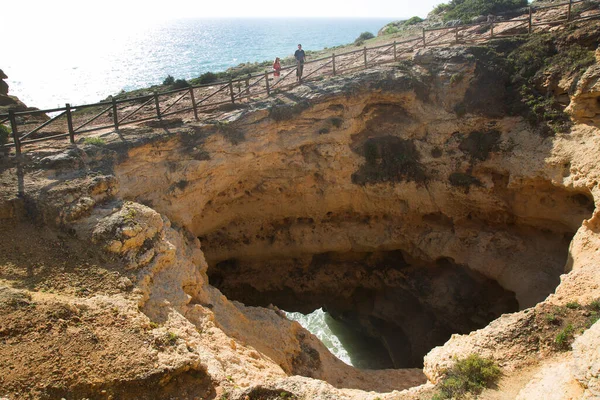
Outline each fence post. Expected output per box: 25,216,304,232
363,46,368,68
422,28,426,47
490,21,494,38
455,26,459,43
567,0,572,21
65,103,75,144
332,53,336,75
393,41,397,61
265,72,270,96
189,87,199,121
528,7,533,34
229,80,235,103
8,110,20,155
153,92,161,120
245,77,250,95
112,97,119,130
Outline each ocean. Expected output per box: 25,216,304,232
3,18,390,110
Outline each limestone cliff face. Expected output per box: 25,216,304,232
112,47,597,368
2,35,600,399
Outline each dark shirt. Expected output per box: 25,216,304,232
294,49,306,63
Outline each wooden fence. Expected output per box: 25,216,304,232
1,0,598,154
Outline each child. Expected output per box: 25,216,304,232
273,57,281,83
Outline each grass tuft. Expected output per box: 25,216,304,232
82,137,106,146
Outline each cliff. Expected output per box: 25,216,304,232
1,20,600,400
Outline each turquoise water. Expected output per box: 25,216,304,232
286,308,394,369
3,18,390,109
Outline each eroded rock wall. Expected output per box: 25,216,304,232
112,47,598,370
2,31,600,399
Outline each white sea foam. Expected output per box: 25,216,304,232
286,308,353,366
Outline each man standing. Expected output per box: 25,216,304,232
294,44,306,83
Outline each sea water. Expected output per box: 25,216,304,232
3,18,389,109
286,308,394,369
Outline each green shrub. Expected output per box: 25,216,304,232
354,32,375,45
384,26,400,35
566,301,580,310
0,124,10,147
435,354,501,399
588,312,599,328
436,0,527,22
163,75,175,85
197,71,218,85
432,3,451,15
172,79,190,89
404,16,424,25
166,331,179,345
555,324,575,349
544,313,559,324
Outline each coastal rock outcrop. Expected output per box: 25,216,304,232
0,69,8,95
1,23,600,399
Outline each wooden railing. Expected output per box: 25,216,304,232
1,0,598,154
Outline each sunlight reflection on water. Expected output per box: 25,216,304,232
4,18,389,109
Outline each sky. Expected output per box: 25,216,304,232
5,0,445,23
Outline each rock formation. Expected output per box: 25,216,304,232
0,20,600,400
0,69,8,95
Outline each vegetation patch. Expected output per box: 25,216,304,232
493,30,595,135
458,130,501,161
163,75,175,86
432,0,527,22
82,137,106,146
354,32,375,46
351,136,427,185
555,323,575,350
449,172,482,190
195,72,218,85
433,354,501,400
450,72,464,85
535,300,600,351
403,16,424,26
153,331,179,349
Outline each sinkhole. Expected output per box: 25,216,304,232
201,186,594,369
207,250,522,368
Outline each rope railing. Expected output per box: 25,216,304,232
1,0,598,154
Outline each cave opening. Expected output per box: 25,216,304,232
198,176,595,370
207,250,522,369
